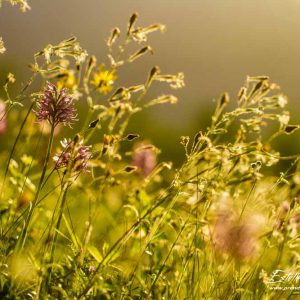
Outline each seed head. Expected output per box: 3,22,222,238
213,212,258,261
53,138,92,175
35,82,77,127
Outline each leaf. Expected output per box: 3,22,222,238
63,214,82,250
87,245,103,263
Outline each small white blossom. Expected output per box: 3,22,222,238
278,95,287,108
0,37,6,54
278,112,290,126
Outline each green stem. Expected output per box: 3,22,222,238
16,123,56,251
148,218,188,298
0,103,34,202
40,184,69,297
78,186,179,297
81,108,94,132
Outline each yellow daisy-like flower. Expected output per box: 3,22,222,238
91,65,117,95
57,70,77,90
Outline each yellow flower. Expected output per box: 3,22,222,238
91,65,117,95
57,70,77,90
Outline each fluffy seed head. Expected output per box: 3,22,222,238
213,212,258,261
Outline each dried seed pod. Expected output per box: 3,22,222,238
107,27,121,47
128,46,153,63
88,119,99,129
284,125,299,135
191,132,202,152
109,87,131,102
153,72,184,89
130,24,166,42
124,166,138,173
220,92,230,106
146,66,160,88
145,95,178,107
127,12,139,36
126,134,140,141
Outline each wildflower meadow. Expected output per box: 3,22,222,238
1,1,300,299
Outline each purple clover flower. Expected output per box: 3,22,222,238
35,82,77,127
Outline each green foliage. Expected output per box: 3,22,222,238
0,6,300,300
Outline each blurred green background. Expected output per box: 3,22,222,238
1,0,300,165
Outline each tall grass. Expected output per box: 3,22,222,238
1,5,300,300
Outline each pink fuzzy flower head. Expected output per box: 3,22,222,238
53,138,92,175
213,211,260,261
35,82,77,127
0,100,7,135
132,143,157,177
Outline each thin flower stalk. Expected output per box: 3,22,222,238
40,137,91,295
16,123,55,251
16,83,77,250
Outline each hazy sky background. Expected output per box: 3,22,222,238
1,0,300,162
